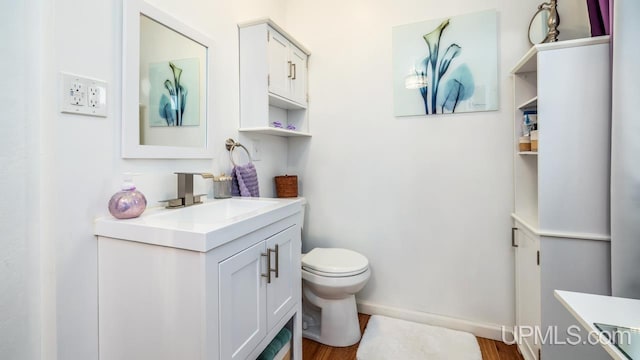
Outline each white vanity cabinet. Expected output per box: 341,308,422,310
219,225,300,360
239,19,311,137
95,198,303,360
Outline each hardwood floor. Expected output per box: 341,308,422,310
476,336,524,360
302,314,523,360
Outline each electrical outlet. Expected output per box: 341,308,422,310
60,72,107,117
69,80,86,106
88,86,101,108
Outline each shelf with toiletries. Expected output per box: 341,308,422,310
239,19,312,137
510,36,612,360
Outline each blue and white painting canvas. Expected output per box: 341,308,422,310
149,57,200,126
393,10,498,116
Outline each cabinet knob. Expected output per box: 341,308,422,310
288,61,292,79
292,63,297,80
512,227,519,247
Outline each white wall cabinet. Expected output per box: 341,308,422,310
240,19,311,137
267,30,308,106
511,37,612,360
98,215,302,360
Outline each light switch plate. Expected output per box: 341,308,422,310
60,72,107,117
251,139,261,161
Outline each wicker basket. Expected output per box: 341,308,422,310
275,175,298,198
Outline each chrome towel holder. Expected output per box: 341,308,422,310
225,138,253,166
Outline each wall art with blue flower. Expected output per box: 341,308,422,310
149,57,200,126
393,9,498,116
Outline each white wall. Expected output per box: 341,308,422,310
0,2,43,359
611,1,640,299
285,0,590,330
46,0,288,359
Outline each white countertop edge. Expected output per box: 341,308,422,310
94,197,304,252
554,290,639,360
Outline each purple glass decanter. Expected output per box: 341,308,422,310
108,175,147,219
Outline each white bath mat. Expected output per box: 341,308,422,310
356,315,482,360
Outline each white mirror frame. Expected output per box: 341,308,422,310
122,0,214,159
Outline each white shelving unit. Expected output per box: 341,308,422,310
511,36,612,360
239,19,312,137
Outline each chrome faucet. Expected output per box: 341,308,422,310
162,172,214,208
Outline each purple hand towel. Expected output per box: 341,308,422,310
231,163,260,197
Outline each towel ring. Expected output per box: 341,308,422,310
225,138,253,167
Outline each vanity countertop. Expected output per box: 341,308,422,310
94,197,303,252
555,290,640,360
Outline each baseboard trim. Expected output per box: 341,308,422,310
518,342,536,360
356,301,514,342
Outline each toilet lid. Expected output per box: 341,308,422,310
302,248,369,275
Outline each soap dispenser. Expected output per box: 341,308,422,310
108,174,147,219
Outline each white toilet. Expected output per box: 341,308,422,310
301,247,371,347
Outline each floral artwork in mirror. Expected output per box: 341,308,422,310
149,58,200,127
392,10,498,116
123,0,214,158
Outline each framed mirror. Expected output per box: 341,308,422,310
122,0,214,158
529,8,550,44
528,0,560,45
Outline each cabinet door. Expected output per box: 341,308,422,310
268,29,290,99
266,226,301,330
289,45,308,106
514,227,541,359
219,241,267,360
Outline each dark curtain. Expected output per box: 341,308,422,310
586,0,611,36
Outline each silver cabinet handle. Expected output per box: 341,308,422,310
287,61,292,78
292,63,297,80
261,249,272,284
511,227,518,247
273,244,279,278
267,245,279,278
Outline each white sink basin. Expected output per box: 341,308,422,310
94,197,302,252
148,198,279,224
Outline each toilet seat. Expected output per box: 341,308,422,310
302,248,369,277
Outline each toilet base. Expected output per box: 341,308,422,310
302,288,362,347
